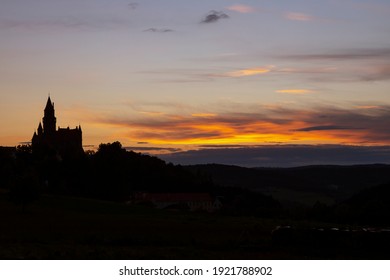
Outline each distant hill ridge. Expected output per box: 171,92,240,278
186,163,390,201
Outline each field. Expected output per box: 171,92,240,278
0,193,388,260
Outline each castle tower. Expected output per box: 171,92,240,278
32,96,83,159
43,96,56,135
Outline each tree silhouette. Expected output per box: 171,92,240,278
9,168,41,213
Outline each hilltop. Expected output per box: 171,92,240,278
186,164,390,206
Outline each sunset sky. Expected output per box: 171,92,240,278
1,0,390,166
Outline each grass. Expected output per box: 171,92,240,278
0,193,387,259
0,193,278,259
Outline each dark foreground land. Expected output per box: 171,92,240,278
1,144,390,259
1,193,390,260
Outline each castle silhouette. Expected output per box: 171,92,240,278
32,97,83,159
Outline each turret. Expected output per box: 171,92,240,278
43,96,56,135
37,122,43,135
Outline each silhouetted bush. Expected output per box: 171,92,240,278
9,168,41,212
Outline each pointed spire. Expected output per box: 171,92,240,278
37,122,43,135
43,96,56,134
45,96,54,110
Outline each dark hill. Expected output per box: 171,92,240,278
346,182,390,205
1,143,280,217
336,182,390,225
186,164,390,205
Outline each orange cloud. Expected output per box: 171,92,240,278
285,12,313,21
191,113,217,118
226,5,256,13
131,121,300,145
224,67,271,77
129,119,358,146
354,105,381,109
276,89,314,94
84,103,390,147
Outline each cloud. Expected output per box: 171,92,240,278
138,66,273,83
276,67,337,75
124,146,181,153
201,11,229,23
0,17,130,32
218,67,271,78
128,2,139,10
191,113,218,118
295,125,354,132
94,110,291,144
354,106,381,109
143,28,174,33
360,64,390,81
276,89,314,95
142,62,389,85
274,49,390,82
284,12,314,21
291,106,390,142
142,64,375,85
279,48,390,61
90,102,390,146
198,144,251,148
226,5,256,14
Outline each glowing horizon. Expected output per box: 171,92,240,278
1,0,390,161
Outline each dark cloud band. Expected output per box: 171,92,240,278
159,145,390,167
